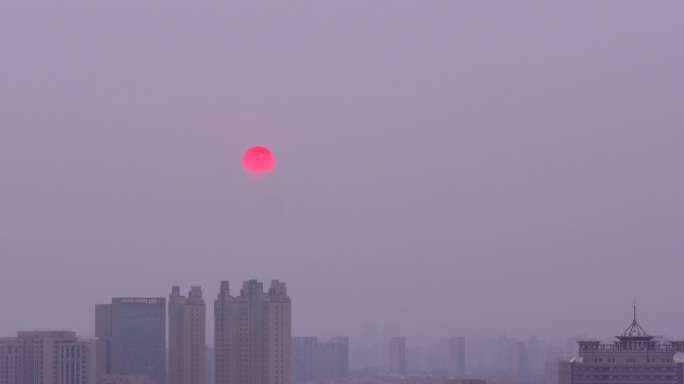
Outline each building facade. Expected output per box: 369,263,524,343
389,337,407,375
559,308,684,384
448,337,466,378
95,298,166,384
2,331,94,384
508,341,526,379
316,337,349,380
214,279,291,384
0,337,23,384
291,336,348,383
291,337,316,383
168,286,206,384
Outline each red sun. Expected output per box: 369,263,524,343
242,145,275,175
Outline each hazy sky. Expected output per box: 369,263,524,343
1,2,683,346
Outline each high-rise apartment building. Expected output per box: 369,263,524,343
95,298,166,384
0,337,23,384
291,336,348,383
12,331,94,384
319,337,349,380
291,337,317,383
214,279,291,384
448,337,466,378
389,337,406,375
168,286,206,384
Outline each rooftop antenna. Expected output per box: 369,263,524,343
620,302,650,338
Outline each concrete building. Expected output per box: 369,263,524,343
10,331,94,384
291,337,316,383
214,279,291,384
168,286,206,384
0,337,23,384
291,336,349,383
389,337,407,375
313,337,349,381
448,337,466,378
507,341,525,379
96,298,166,384
559,307,684,384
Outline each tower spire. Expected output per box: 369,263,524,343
619,303,650,338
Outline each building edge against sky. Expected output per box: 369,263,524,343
93,279,291,384
214,279,291,384
559,307,684,384
8,285,684,384
95,298,166,384
169,286,206,384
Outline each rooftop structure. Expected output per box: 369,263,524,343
559,306,684,384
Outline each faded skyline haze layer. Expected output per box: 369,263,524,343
1,2,683,345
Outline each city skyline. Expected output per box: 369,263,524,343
5,287,674,346
3,299,681,383
1,1,683,347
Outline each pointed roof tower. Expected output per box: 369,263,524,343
616,304,653,341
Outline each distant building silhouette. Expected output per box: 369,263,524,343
448,337,466,378
314,337,349,380
291,336,349,383
214,279,291,384
560,306,684,384
507,341,525,379
291,337,317,382
95,298,166,384
168,286,205,384
389,337,406,375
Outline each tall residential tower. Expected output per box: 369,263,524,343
214,279,291,384
169,286,206,384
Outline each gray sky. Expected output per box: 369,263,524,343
1,2,683,345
